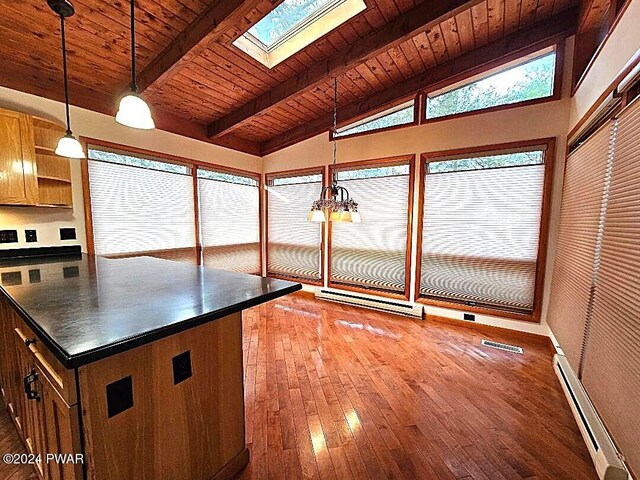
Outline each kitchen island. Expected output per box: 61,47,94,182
0,251,301,480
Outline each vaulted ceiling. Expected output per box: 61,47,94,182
0,0,589,156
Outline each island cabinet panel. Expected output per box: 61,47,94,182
78,311,248,480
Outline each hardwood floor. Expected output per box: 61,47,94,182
1,292,597,480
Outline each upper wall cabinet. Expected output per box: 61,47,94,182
0,108,38,205
0,107,73,208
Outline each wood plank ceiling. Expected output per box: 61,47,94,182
0,0,581,156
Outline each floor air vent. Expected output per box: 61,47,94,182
481,339,523,354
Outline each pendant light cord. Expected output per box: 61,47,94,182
332,77,338,188
130,0,137,92
60,14,72,135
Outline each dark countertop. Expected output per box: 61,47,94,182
0,254,301,368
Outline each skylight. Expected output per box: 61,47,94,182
234,0,366,68
248,0,338,49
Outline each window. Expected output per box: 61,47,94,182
334,101,415,139
197,168,261,275
266,169,324,283
87,146,197,263
233,0,366,68
417,141,552,317
329,157,413,296
426,50,557,120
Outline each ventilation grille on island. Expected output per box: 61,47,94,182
481,339,524,354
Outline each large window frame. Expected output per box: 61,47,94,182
414,138,556,322
327,155,415,300
422,41,564,125
81,138,262,270
265,166,326,286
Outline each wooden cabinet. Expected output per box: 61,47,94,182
0,107,38,205
1,296,248,480
0,299,81,480
0,108,73,208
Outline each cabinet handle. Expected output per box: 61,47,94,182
23,369,40,401
24,338,36,347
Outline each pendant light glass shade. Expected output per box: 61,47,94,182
116,93,155,129
117,0,155,130
55,133,85,158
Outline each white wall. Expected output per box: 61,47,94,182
262,38,576,336
569,0,640,129
0,86,260,252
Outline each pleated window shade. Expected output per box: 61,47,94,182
267,171,323,282
198,169,260,274
87,147,197,263
546,121,615,371
330,162,411,294
419,149,546,312
581,99,640,475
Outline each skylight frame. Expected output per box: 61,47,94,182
233,0,366,69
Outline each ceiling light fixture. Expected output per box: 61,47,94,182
308,78,360,223
115,0,155,129
48,0,85,159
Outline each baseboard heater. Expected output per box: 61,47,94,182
315,289,423,318
553,355,628,480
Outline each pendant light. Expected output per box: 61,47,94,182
48,0,85,159
308,78,361,223
116,0,155,129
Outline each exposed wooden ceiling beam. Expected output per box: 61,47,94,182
0,60,261,156
259,9,578,155
577,0,612,34
137,0,284,92
207,0,486,138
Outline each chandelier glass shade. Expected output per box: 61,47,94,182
308,78,360,223
308,184,360,223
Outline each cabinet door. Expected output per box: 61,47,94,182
0,108,38,205
0,299,21,428
14,332,47,479
38,365,83,480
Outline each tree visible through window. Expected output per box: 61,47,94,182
249,0,338,48
335,102,414,138
426,52,556,119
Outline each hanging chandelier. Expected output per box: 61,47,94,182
308,78,361,223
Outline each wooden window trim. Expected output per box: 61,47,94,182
265,166,326,286
422,39,564,125
326,38,565,144
329,95,420,142
327,155,415,300
80,137,261,270
414,138,556,323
